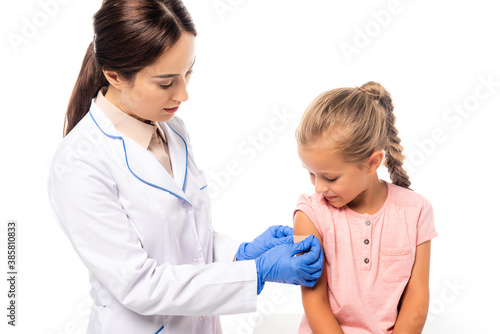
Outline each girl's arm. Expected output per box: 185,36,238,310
393,240,432,333
294,211,344,334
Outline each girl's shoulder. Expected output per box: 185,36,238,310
295,192,334,237
386,182,437,243
296,192,342,226
387,182,433,211
297,192,330,211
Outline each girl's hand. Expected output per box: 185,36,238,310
392,240,432,334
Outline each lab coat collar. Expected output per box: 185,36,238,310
88,100,190,205
95,89,156,150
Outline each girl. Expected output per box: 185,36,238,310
47,1,323,333
293,81,437,333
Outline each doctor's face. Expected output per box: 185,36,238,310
107,32,196,123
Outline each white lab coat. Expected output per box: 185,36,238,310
48,100,258,334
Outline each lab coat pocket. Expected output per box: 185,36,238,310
196,170,209,190
380,247,414,283
195,170,210,200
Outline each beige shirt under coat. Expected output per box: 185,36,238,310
95,88,174,177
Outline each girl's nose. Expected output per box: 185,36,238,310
314,180,329,194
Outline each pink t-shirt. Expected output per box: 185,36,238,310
295,181,437,334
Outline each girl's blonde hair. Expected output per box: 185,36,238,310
296,81,411,189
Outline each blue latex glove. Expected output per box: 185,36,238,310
236,225,293,261
254,235,323,294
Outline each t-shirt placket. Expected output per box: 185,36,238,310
361,218,372,271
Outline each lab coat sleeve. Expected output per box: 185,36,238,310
213,232,240,262
48,159,257,317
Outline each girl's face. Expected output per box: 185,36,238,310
105,32,196,123
298,147,373,209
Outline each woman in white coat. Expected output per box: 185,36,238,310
47,1,323,333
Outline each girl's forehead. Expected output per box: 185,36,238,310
298,147,346,171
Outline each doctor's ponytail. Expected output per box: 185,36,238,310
64,41,107,137
64,0,197,136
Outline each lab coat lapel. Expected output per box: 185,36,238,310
120,136,186,197
160,121,188,192
89,102,188,203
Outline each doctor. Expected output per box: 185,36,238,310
47,1,323,333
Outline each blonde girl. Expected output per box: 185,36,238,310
294,81,437,333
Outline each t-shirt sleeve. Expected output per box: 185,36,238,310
416,195,438,245
294,193,324,239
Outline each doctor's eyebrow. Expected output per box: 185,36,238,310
152,57,196,79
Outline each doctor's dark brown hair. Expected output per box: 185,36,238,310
64,0,197,136
296,81,411,189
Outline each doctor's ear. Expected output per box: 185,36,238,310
102,69,127,90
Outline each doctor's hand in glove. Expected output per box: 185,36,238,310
236,225,293,261
254,235,323,294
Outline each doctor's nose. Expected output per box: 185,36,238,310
171,81,189,103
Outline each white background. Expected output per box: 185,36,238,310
1,0,499,333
